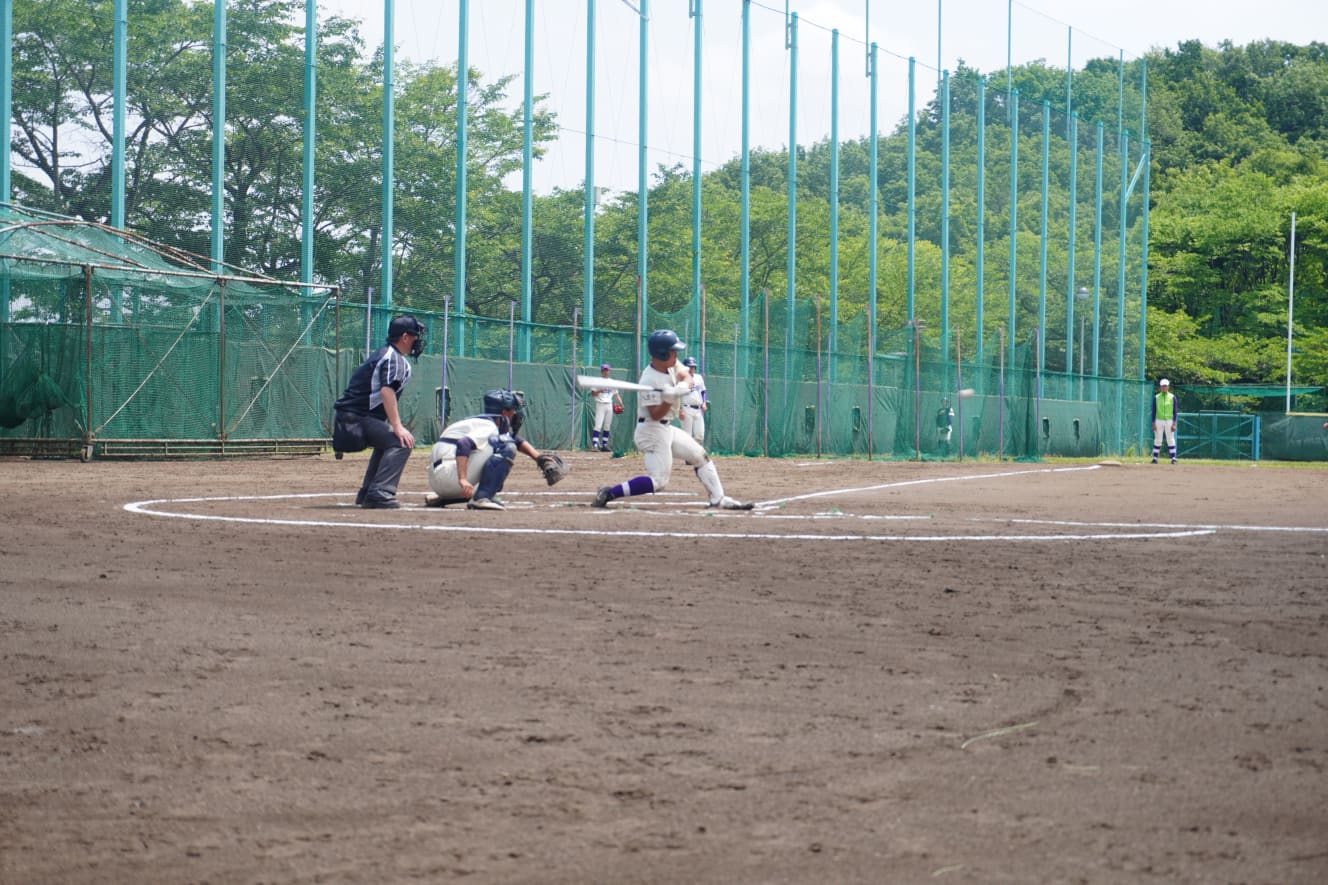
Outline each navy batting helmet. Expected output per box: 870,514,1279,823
647,329,685,361
681,356,698,369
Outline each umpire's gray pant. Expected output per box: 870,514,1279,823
358,415,412,505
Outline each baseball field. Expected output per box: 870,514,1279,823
2,453,1326,883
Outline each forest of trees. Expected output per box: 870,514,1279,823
7,0,1327,403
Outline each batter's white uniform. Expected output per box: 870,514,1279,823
679,371,707,443
635,362,730,504
426,416,502,499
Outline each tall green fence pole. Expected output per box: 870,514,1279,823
299,0,317,345
0,0,9,204
112,0,127,230
690,0,703,342
906,57,916,324
1037,99,1049,397
1138,58,1150,391
110,0,127,321
301,0,317,284
739,0,751,369
828,28,840,382
1007,89,1018,372
582,0,595,361
1092,120,1103,395
940,69,950,374
785,12,797,395
636,0,649,335
867,41,878,456
211,1,226,273
1115,130,1129,454
1,0,10,328
381,0,395,323
456,0,469,355
1066,111,1078,391
520,0,534,360
975,75,985,380
867,42,878,361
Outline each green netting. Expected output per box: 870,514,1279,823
1,205,338,453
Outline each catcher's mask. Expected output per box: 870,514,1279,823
483,388,527,434
388,315,425,358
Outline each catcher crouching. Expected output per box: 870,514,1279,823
425,389,568,511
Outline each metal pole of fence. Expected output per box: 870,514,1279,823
731,323,738,454
1034,326,1041,457
440,296,450,427
570,307,579,449
955,326,963,460
507,299,516,390
815,292,823,458
364,287,373,357
999,325,1006,461
762,289,769,458
913,319,922,459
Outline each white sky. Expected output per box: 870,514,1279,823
317,0,1326,193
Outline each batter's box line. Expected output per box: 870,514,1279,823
756,464,1103,510
997,517,1328,535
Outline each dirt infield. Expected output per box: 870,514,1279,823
3,453,1327,884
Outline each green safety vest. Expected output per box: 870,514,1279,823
1155,391,1175,422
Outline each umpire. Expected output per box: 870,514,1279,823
333,315,424,509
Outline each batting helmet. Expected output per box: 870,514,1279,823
681,356,698,369
387,315,425,357
647,329,685,361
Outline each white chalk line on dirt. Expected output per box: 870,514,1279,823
754,463,1103,510
123,498,1216,543
1000,517,1328,534
125,491,1218,542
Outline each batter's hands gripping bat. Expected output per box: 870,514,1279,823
575,374,654,393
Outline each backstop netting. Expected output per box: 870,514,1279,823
0,205,338,457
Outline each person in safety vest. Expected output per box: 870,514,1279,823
1151,378,1178,464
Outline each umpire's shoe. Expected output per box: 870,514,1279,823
467,497,504,511
361,497,400,510
710,495,754,511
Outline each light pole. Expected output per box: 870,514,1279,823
1076,287,1090,400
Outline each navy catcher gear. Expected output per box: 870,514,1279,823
482,389,527,434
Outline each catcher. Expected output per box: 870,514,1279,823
424,389,568,511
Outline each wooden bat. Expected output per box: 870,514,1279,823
575,374,655,393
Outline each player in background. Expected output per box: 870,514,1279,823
935,397,954,457
589,363,624,452
332,315,423,509
1152,378,1179,464
678,356,707,444
592,330,752,511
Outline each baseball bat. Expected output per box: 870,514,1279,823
575,374,654,393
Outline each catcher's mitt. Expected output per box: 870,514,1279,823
536,452,569,486
612,402,624,415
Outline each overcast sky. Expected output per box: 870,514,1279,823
317,0,1326,192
